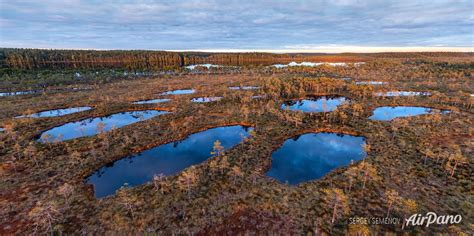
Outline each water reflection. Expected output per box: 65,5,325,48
86,125,253,198
229,86,260,90
375,91,430,97
133,99,171,104
185,64,222,70
39,110,168,142
369,106,448,121
191,97,223,103
356,81,387,85
16,107,92,118
0,91,36,97
266,132,366,185
281,96,347,113
272,62,365,68
160,89,195,95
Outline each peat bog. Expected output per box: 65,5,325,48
0,50,472,235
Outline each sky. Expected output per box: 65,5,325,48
0,0,473,52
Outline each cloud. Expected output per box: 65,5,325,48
0,0,473,50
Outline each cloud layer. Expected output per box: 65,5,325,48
1,0,473,51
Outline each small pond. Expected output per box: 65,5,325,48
281,96,347,113
0,91,36,97
229,86,260,90
185,64,222,70
369,106,448,121
191,97,222,103
160,89,195,95
375,91,430,97
16,107,92,118
266,132,366,185
133,99,171,104
356,81,387,85
252,95,267,99
39,110,168,142
86,125,253,198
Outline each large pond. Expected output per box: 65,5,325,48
375,91,430,97
191,97,223,103
86,125,253,198
369,106,447,121
160,89,195,95
39,110,168,142
266,132,366,185
16,107,92,118
281,96,348,113
132,99,171,104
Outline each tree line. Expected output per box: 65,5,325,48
0,48,370,71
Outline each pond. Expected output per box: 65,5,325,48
160,89,195,95
16,107,92,118
266,132,366,185
86,125,253,198
369,106,448,121
356,81,387,85
185,64,222,70
375,91,430,97
281,96,348,113
229,86,260,90
191,97,223,103
38,110,168,142
272,62,364,68
132,98,171,104
252,95,267,99
0,91,36,97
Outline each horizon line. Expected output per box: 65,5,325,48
3,46,473,53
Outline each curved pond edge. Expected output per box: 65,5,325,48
265,130,368,186
83,122,255,198
35,108,173,142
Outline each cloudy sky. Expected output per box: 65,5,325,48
1,0,473,52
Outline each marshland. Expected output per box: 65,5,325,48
0,49,472,235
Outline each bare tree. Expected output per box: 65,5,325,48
58,183,74,206
28,201,61,235
384,189,401,217
177,167,198,199
322,188,350,225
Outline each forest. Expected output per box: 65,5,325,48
3,48,471,71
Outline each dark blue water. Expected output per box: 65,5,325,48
16,106,92,118
39,110,168,142
133,99,171,104
86,125,253,198
369,106,447,121
191,97,222,103
160,89,195,95
266,132,366,185
281,96,347,113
